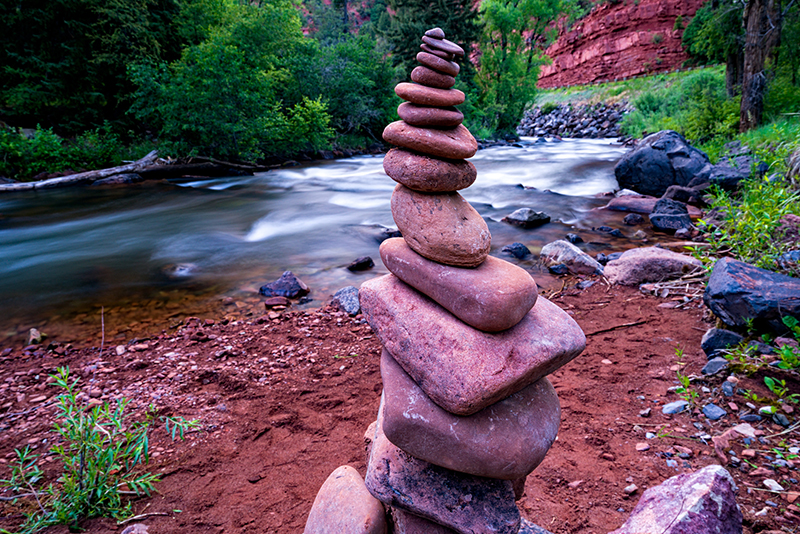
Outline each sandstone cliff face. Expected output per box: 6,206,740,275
538,0,705,88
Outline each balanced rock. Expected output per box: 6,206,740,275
365,413,520,534
604,247,702,286
304,465,387,534
383,121,477,160
381,350,559,479
359,274,585,415
540,240,604,276
425,27,446,39
383,148,476,192
421,35,465,57
390,508,456,534
420,43,454,60
395,83,465,107
416,52,460,77
411,66,455,89
391,185,490,268
380,237,536,332
397,103,463,128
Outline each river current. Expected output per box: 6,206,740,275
0,138,632,345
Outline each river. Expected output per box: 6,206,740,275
0,138,634,347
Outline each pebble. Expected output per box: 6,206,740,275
702,403,727,421
722,381,734,396
662,400,688,415
601,359,613,365
623,484,638,495
701,357,728,375
772,413,790,427
639,408,651,417
740,414,762,422
665,459,678,468
635,443,650,451
645,432,656,439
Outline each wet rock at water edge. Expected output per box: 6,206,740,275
383,148,476,193
27,328,44,345
380,238,537,332
347,256,375,272
264,296,290,308
391,185,490,268
502,242,531,259
304,465,387,534
383,122,477,160
609,465,742,534
332,286,360,316
359,274,585,415
501,208,551,228
540,240,604,276
603,247,702,286
649,198,694,234
259,271,310,298
365,414,520,534
565,233,583,244
380,350,560,479
623,213,645,225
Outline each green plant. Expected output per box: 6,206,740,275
673,346,699,406
0,367,198,533
764,376,800,403
720,343,764,375
541,101,559,115
774,316,800,369
652,33,664,44
674,15,684,31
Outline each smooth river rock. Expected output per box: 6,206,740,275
383,148,476,192
380,350,560,479
383,121,477,160
390,508,456,534
420,43,454,60
411,66,455,89
391,185,490,268
421,35,465,57
397,102,463,128
416,51,460,77
365,412,520,534
395,83,465,107
380,238,536,332
304,465,387,534
604,247,702,286
359,274,586,415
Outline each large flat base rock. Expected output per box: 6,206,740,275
380,238,537,332
304,465,387,534
365,412,520,534
381,350,559,479
359,274,585,415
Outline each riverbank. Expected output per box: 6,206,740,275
1,281,795,533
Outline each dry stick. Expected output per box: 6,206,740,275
585,320,648,337
99,305,105,361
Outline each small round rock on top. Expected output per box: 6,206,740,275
394,82,465,107
425,27,446,39
416,51,460,77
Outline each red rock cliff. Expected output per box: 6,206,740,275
537,0,705,88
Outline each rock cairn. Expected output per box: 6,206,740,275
305,28,587,534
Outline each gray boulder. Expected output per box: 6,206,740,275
615,130,713,197
332,286,360,316
259,271,310,298
704,258,800,331
700,328,744,359
540,240,603,275
604,247,701,286
701,155,754,191
610,465,742,534
649,198,694,234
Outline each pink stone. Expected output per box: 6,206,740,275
381,350,560,479
416,52,460,77
411,66,455,89
390,508,456,534
397,103,463,128
380,238,536,332
395,83,465,107
383,148,476,192
391,185,490,268
304,465,387,534
421,35,465,57
359,274,586,415
604,247,702,286
365,413,520,534
420,43,454,60
383,121,477,160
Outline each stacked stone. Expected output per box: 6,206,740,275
305,28,586,534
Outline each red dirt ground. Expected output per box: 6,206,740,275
1,281,798,533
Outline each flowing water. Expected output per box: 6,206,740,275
0,138,637,346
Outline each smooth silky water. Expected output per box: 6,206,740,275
0,138,638,345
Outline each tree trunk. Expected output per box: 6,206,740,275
740,0,782,131
725,50,744,98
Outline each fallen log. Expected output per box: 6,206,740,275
136,161,254,181
0,151,159,192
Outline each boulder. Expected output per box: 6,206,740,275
365,413,520,534
604,247,702,286
380,238,537,332
614,130,713,197
501,208,551,228
602,196,703,218
359,274,585,415
502,242,531,259
662,184,707,205
332,286,360,316
700,328,745,359
609,465,742,534
700,155,754,191
380,350,559,479
391,185,491,268
648,198,694,234
540,240,604,276
304,465,387,534
704,257,800,331
259,271,309,298
383,149,476,193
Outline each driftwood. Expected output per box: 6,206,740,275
0,151,159,192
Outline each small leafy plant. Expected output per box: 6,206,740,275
673,346,699,406
764,376,800,404
0,367,198,534
775,317,800,370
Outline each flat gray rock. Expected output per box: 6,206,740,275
604,247,702,286
359,274,585,415
540,240,603,276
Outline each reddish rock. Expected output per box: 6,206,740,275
390,508,456,534
540,240,604,276
425,27,445,39
602,196,702,218
420,43,454,60
380,350,559,479
380,238,536,332
383,121,477,160
411,66,455,89
397,103,463,129
304,465,387,534
609,465,742,534
382,149,476,192
395,83,464,107
604,247,702,286
365,414,520,534
391,185,490,268
264,296,290,308
421,36,465,57
359,274,586,415
416,52,460,77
